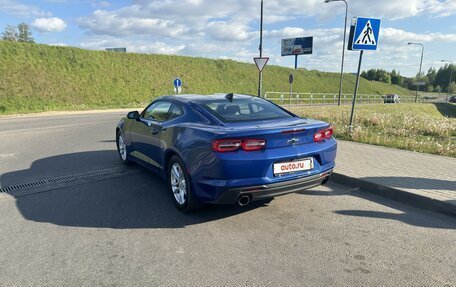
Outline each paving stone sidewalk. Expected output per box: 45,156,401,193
333,140,456,213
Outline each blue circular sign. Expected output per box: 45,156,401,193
173,78,182,87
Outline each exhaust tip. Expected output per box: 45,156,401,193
237,195,251,206
322,176,330,185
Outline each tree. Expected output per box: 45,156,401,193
379,73,391,84
435,64,455,92
390,69,403,86
427,85,434,92
367,69,376,81
435,85,442,94
2,25,18,41
17,22,34,43
449,82,456,94
403,77,414,90
2,23,34,43
426,67,437,87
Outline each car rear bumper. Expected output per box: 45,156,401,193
210,169,332,204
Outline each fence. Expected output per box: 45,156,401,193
263,92,429,107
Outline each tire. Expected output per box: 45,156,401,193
167,155,201,212
116,131,131,165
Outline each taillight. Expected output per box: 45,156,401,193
212,139,241,152
241,139,266,151
313,132,324,142
212,139,266,152
314,127,333,143
324,127,333,139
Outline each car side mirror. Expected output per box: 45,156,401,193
127,111,140,120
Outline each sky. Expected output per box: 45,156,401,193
0,0,455,77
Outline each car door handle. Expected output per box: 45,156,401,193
140,119,151,127
152,128,160,135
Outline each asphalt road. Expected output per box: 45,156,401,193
0,112,455,286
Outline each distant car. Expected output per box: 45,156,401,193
116,94,337,212
449,96,456,103
384,94,400,103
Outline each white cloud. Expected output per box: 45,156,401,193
78,10,188,37
382,28,456,44
32,17,67,32
423,0,456,17
206,21,253,42
0,0,51,17
92,1,111,8
322,0,456,20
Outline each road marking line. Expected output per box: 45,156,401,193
0,153,15,158
0,121,115,135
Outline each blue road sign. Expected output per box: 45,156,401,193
352,17,381,51
173,78,182,88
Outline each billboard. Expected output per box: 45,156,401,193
105,47,127,53
281,37,313,56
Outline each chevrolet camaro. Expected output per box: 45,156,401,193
116,94,337,212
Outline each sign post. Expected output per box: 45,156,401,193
348,50,364,133
281,37,313,70
257,0,264,98
173,78,182,94
347,17,381,133
254,57,269,98
289,74,294,109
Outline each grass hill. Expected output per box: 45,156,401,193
0,41,413,114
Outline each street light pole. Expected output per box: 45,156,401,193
408,42,424,103
325,0,348,106
441,60,454,102
257,0,264,98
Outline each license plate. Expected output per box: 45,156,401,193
273,158,314,175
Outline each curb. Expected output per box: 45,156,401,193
331,173,456,218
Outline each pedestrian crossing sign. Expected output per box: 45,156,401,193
350,17,381,51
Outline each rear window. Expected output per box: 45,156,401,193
199,97,293,122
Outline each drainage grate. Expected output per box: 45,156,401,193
0,167,124,194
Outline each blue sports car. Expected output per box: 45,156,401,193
116,94,337,212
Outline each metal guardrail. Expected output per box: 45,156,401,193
263,92,428,107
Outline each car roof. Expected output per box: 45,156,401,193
159,94,256,104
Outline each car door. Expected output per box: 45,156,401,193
129,101,173,170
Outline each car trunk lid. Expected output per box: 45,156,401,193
219,117,330,149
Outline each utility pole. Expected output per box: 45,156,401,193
257,0,264,98
408,42,424,103
324,0,348,106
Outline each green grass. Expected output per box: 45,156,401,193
0,41,413,114
291,103,456,157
